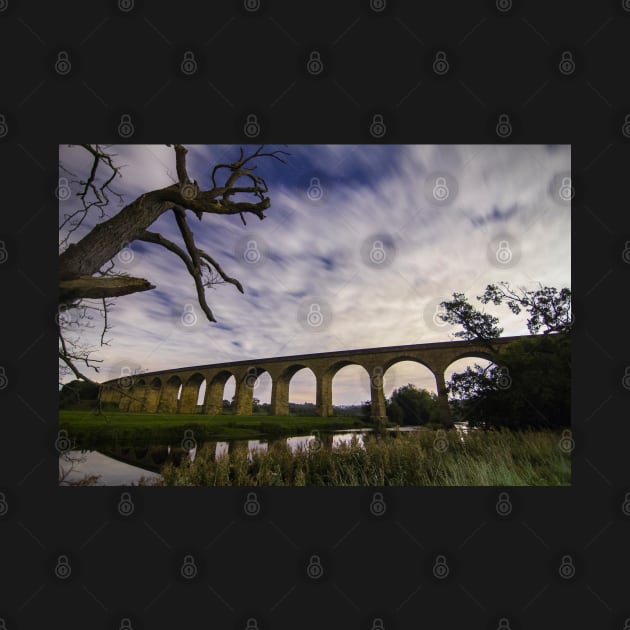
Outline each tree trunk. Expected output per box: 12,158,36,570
59,188,176,280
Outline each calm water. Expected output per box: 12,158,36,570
59,424,470,486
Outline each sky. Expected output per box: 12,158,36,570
58,144,571,405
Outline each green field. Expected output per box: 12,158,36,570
58,409,369,445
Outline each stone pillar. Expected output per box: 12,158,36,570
179,380,200,414
158,378,180,413
271,376,289,416
129,383,146,412
144,383,161,413
204,376,225,415
119,393,132,411
369,367,387,425
433,367,453,427
234,377,254,415
316,372,333,417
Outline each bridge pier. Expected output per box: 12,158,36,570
144,378,162,413
180,376,203,414
270,377,289,416
234,376,254,415
119,393,132,411
369,366,387,426
316,373,333,417
128,381,146,412
204,372,229,415
158,376,181,413
434,368,454,427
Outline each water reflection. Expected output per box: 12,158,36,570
59,450,162,486
60,424,473,486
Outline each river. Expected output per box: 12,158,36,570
59,424,470,486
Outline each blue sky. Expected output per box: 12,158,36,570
59,144,571,405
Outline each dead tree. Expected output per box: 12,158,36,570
58,143,288,382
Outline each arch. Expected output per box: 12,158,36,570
324,359,366,381
380,354,435,375
445,350,497,368
144,377,162,413
288,366,316,412
381,358,439,397
179,372,205,414
197,379,207,407
271,364,316,416
252,371,271,412
158,375,182,413
204,370,237,416
330,362,371,416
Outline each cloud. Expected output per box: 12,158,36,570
60,144,570,404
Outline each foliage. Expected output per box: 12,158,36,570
438,282,571,429
386,384,440,425
438,292,503,341
59,379,100,408
152,428,570,487
58,410,368,445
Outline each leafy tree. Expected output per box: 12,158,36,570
438,282,571,429
438,292,503,343
59,379,100,408
386,384,440,425
479,282,572,335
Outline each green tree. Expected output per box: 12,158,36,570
386,384,440,425
438,282,571,429
59,379,100,408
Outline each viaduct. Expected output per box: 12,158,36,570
98,335,533,426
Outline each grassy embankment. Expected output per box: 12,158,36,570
151,427,571,487
58,408,369,446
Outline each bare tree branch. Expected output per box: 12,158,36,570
59,143,288,382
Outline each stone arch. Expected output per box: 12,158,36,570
158,375,183,413
326,360,371,417
204,370,237,416
445,349,497,367
271,364,316,415
144,377,162,413
179,372,205,414
381,356,440,396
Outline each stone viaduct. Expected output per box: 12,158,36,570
98,335,533,426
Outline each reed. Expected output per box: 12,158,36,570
152,428,570,486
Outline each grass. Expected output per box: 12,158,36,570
149,427,571,487
58,408,370,446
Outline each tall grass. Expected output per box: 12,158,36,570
152,428,570,487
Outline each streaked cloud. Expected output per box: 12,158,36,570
59,144,570,404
